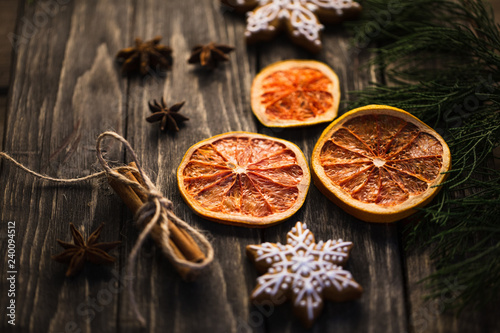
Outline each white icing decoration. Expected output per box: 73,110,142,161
243,0,359,44
249,222,360,323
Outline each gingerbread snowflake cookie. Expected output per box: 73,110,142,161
246,221,363,327
221,0,362,53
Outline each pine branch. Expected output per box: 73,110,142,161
347,0,500,311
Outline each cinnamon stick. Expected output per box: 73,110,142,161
124,162,206,263
108,162,206,280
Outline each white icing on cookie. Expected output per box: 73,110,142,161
245,0,359,43
248,222,360,322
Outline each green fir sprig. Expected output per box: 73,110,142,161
346,0,500,311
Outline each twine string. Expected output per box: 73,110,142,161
1,131,214,326
0,152,108,182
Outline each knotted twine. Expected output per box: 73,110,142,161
0,131,214,326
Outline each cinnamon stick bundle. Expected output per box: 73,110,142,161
108,162,205,280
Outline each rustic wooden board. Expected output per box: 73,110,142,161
0,0,19,151
0,0,18,91
119,1,262,332
255,34,408,333
1,1,499,333
404,244,500,333
0,95,7,150
0,1,129,332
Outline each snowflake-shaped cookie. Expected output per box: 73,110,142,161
221,0,362,52
246,221,363,327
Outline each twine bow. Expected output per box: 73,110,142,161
0,131,214,326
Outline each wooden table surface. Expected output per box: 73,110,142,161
1,1,499,332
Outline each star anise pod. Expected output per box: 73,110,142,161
52,223,121,277
188,42,235,69
116,36,172,75
146,98,189,132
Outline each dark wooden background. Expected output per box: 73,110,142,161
1,1,499,332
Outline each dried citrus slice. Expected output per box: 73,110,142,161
251,60,340,127
177,132,310,227
311,105,451,223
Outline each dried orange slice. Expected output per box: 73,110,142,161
177,132,310,227
311,105,451,223
251,60,340,127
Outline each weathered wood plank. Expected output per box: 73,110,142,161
117,0,262,332
0,1,130,332
404,235,500,333
396,2,500,331
0,95,7,152
251,27,408,331
0,0,19,150
0,0,19,90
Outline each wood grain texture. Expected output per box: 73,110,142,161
1,1,129,332
0,0,18,90
396,1,500,331
403,233,500,333
0,0,19,151
254,31,407,333
0,0,499,332
0,95,7,151
118,1,261,332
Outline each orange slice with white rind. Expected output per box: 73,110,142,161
311,105,451,223
251,60,340,127
177,132,310,227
